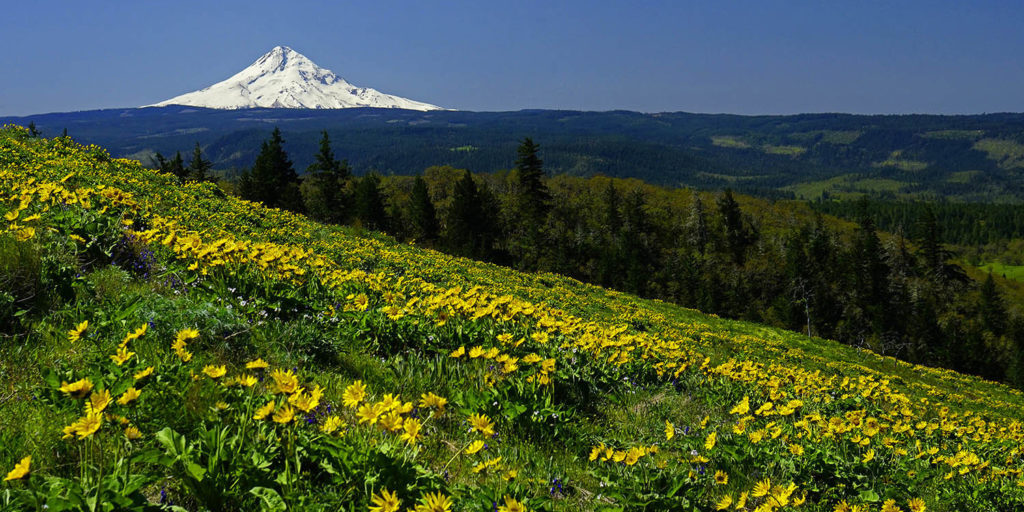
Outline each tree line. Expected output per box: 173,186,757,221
181,128,1024,388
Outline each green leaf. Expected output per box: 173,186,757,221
154,427,186,458
185,462,206,482
859,489,881,502
250,486,287,512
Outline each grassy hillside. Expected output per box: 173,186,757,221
2,125,1024,511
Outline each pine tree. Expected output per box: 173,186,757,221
597,181,623,287
246,128,298,209
168,152,187,182
514,137,550,222
621,188,651,295
717,189,751,266
979,273,1007,335
353,173,388,231
686,194,710,257
474,182,501,260
187,142,213,182
917,206,968,286
302,131,350,223
850,203,891,337
446,170,482,257
601,181,622,233
409,175,440,243
27,122,40,138
509,137,551,268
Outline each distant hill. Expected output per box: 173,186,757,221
5,106,1024,201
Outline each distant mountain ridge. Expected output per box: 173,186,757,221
5,107,1024,202
148,46,442,111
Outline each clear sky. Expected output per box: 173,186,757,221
2,0,1022,116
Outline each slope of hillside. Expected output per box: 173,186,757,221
2,126,1024,511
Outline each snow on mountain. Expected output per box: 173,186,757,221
148,46,443,111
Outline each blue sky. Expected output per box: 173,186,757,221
2,0,1022,116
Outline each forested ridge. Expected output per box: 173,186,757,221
188,129,1024,389
9,106,1024,202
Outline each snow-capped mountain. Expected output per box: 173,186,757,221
148,46,443,111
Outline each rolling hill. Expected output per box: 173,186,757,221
5,107,1024,202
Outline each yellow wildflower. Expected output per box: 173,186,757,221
110,345,135,366
907,498,926,512
401,417,423,445
862,449,875,463
4,456,30,481
705,431,717,451
124,426,143,440
419,392,447,412
64,412,103,440
714,470,729,485
202,365,227,379
497,495,527,512
369,488,401,512
730,396,750,415
85,389,112,414
343,380,367,408
468,413,495,437
466,440,486,455
415,491,452,512
289,385,322,412
321,416,346,435
116,387,141,405
245,358,269,370
716,495,733,510
665,420,674,440
253,401,275,420
269,368,299,394
272,404,295,424
133,366,154,380
752,478,771,497
357,402,385,424
59,378,94,398
67,321,88,343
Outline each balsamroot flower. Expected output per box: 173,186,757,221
3,456,30,481
59,378,94,398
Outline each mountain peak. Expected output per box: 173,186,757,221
147,46,443,111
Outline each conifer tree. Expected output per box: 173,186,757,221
514,137,550,222
601,181,622,234
597,181,623,287
245,127,299,209
187,142,213,182
717,189,751,266
409,175,439,243
446,170,482,257
509,137,551,268
168,151,187,182
917,206,967,286
27,122,40,138
850,203,891,337
302,131,350,223
979,273,1007,335
686,194,710,257
353,173,388,231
